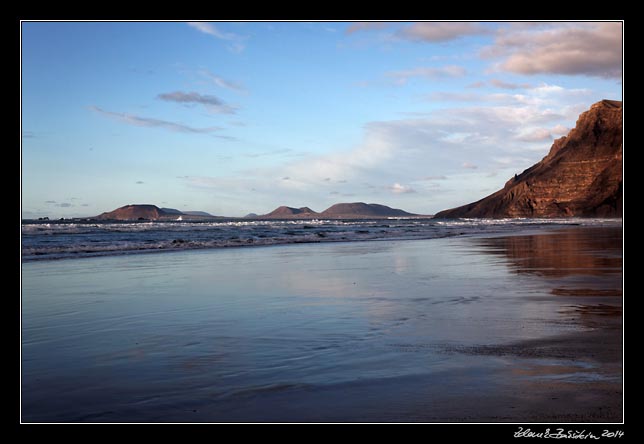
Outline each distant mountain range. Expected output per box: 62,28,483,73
260,202,417,219
435,99,622,218
93,202,420,221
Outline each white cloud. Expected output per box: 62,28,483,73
389,183,416,194
345,22,389,34
387,65,466,85
187,22,246,52
484,22,622,78
551,124,570,136
516,128,553,142
489,79,532,90
397,22,490,42
426,82,589,115
462,162,478,169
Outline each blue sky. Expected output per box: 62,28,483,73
21,21,622,217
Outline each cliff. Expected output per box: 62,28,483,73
434,100,622,218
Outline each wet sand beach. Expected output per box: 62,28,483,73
21,226,622,422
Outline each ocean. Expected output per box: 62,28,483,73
21,217,621,261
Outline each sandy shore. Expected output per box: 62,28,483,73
21,225,622,422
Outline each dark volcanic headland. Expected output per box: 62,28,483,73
95,204,218,221
320,202,416,218
435,100,623,218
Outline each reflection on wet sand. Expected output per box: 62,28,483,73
476,227,622,303
473,225,622,323
475,227,622,278
460,226,623,421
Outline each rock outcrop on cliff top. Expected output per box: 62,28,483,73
434,100,622,218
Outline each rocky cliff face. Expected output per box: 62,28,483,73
435,100,622,218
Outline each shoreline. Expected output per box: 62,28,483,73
21,218,623,263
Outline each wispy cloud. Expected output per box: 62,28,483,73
423,175,448,181
397,22,490,42
516,128,553,142
466,81,486,88
551,124,570,136
136,180,145,184
158,91,238,114
389,183,416,194
199,69,246,93
345,22,389,34
428,83,591,107
187,22,246,53
90,106,222,134
484,22,622,78
489,79,532,90
244,148,292,158
22,131,36,139
462,162,478,169
387,65,466,85
427,91,483,102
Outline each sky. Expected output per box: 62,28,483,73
21,21,623,218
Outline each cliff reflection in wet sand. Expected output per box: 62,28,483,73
475,226,622,297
